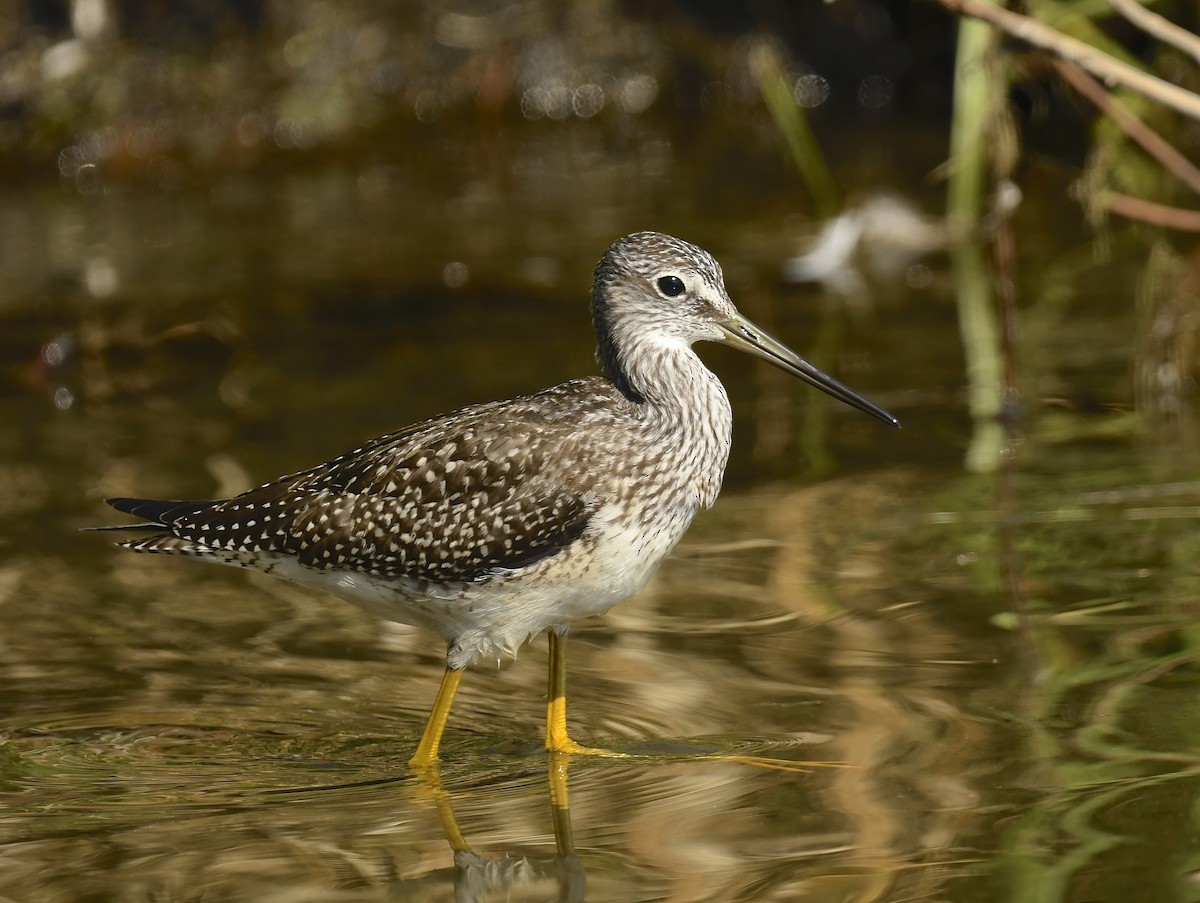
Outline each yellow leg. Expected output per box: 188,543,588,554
545,630,571,751
409,665,463,768
545,631,624,757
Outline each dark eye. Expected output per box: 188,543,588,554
657,275,686,297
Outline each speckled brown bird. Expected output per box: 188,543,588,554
96,231,898,766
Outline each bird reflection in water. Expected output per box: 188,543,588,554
393,754,586,903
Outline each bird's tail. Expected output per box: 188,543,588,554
86,498,220,555
97,497,216,527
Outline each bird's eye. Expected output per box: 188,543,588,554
657,275,686,297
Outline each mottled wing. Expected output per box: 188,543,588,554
161,398,597,583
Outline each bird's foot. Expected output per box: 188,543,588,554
545,737,628,758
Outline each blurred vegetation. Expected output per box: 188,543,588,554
0,1,956,182
929,0,1200,470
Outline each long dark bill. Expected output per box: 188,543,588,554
718,314,899,428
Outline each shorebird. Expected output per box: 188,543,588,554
96,231,898,766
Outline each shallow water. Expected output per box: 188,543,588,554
3,117,1200,902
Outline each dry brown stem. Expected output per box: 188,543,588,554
1107,0,1200,67
1103,192,1200,230
1052,58,1200,197
933,0,1200,122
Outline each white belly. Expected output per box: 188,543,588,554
222,498,696,668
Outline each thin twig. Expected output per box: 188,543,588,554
1108,0,1200,67
1053,58,1200,196
933,0,1200,122
1103,192,1200,230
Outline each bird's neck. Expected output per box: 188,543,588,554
595,319,733,508
595,314,698,405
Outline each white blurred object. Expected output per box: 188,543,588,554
71,0,110,41
43,0,111,82
782,194,954,297
42,39,90,81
